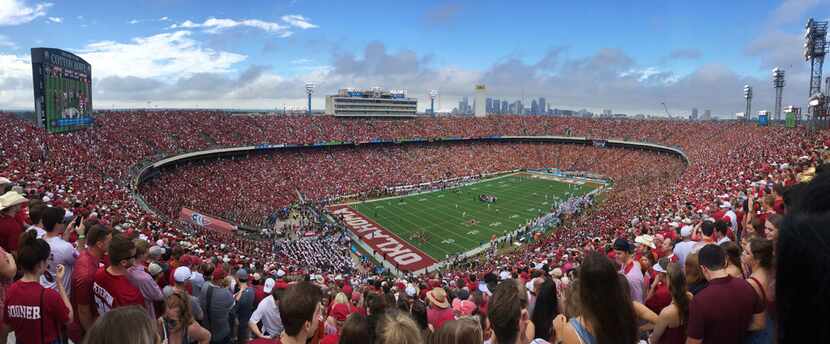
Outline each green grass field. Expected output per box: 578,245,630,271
349,172,597,260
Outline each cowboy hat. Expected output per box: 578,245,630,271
0,191,27,211
426,287,450,309
634,234,656,249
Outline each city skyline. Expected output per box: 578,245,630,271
0,0,827,116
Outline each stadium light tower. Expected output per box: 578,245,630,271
773,68,785,122
304,82,315,115
804,18,828,122
429,90,438,116
744,85,753,120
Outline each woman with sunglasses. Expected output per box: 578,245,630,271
4,230,72,344
159,290,211,344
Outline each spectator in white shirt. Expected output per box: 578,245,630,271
249,278,284,339
25,203,47,239
39,207,80,295
673,225,698,270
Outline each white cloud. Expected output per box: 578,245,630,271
0,53,29,78
77,30,247,79
128,19,139,24
159,16,168,21
0,34,17,49
291,58,312,64
0,0,52,26
0,53,33,107
170,17,293,36
281,14,317,29
46,16,60,23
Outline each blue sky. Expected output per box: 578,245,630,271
0,0,827,115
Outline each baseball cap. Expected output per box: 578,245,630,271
499,270,510,280
276,269,286,278
653,257,669,274
331,303,350,322
148,263,163,276
212,265,227,281
148,246,165,257
263,278,276,293
173,266,192,283
235,268,249,281
452,299,477,316
613,238,632,253
680,225,693,237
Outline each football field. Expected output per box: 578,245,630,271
349,172,598,261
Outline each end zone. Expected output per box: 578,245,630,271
328,205,437,272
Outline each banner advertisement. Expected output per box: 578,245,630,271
179,208,237,233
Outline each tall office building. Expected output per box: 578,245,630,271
474,85,486,117
691,108,699,120
703,109,712,120
531,100,539,115
501,100,509,114
538,97,546,115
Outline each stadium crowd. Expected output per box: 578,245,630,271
0,110,828,343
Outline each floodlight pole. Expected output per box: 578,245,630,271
805,18,828,126
429,90,438,116
773,68,785,122
744,85,753,121
305,82,315,115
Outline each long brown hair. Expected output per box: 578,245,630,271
430,318,482,344
684,253,704,285
578,252,638,344
667,262,689,329
165,290,194,332
83,306,159,344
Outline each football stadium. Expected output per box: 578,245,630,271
1,1,829,344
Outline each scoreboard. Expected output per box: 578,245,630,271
31,48,94,133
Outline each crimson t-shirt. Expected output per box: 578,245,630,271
92,267,145,315
687,276,764,343
0,215,23,253
68,250,101,342
4,281,70,344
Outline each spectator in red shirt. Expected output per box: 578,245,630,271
425,287,454,330
319,303,349,344
3,231,72,344
645,257,672,314
0,191,27,254
92,233,146,315
686,244,764,344
68,224,111,343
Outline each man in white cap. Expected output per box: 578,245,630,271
673,224,699,269
720,201,738,233
162,266,204,322
249,277,284,339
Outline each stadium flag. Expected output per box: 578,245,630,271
179,208,237,233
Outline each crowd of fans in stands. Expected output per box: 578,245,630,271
0,111,828,344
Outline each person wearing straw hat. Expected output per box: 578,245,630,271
0,191,28,253
426,287,453,330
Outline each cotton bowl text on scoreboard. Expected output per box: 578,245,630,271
30,47,94,133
